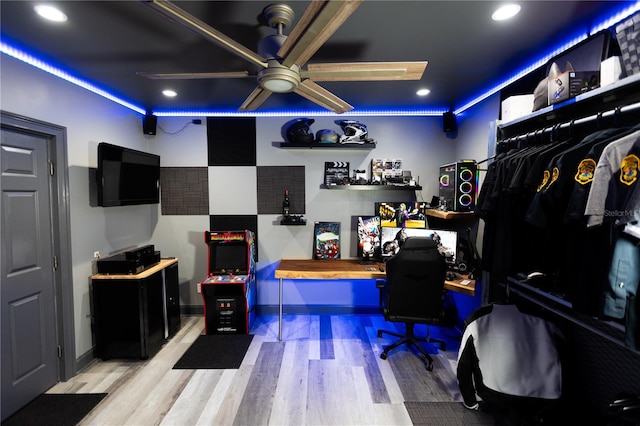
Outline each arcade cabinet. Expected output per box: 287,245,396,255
200,230,256,334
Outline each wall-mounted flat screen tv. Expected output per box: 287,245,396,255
97,142,160,207
375,201,428,228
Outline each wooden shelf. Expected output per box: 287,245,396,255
321,184,422,191
426,209,474,219
274,141,376,149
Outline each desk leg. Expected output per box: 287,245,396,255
278,277,283,341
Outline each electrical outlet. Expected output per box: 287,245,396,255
93,251,101,259
196,282,201,294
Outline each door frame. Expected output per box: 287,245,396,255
1,110,75,381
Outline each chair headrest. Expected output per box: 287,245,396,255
400,236,437,250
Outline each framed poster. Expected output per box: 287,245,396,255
313,222,341,260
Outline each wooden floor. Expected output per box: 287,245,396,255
48,314,466,425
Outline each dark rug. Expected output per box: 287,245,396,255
405,401,495,425
173,334,254,369
2,393,107,426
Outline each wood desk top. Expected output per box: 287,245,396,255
91,258,178,280
425,209,476,220
275,258,475,296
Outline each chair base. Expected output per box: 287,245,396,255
377,323,446,371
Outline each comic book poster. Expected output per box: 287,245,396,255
313,222,340,260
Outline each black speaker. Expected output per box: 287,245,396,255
438,161,477,212
443,111,457,132
143,114,157,135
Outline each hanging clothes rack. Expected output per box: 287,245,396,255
498,100,640,146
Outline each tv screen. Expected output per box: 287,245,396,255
212,242,248,274
375,202,428,228
357,216,381,262
380,227,457,265
97,142,160,207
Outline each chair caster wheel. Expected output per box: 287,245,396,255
426,362,433,372
377,330,383,338
380,352,387,360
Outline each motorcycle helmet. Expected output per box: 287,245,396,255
334,120,371,144
282,118,315,144
315,129,339,144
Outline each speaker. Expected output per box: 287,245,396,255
142,114,157,135
438,161,477,212
442,111,457,132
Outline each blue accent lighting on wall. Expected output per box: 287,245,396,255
2,1,638,119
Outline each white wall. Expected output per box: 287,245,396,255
1,54,498,363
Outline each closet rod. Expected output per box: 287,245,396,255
500,100,640,144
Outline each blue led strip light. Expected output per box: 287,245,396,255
153,109,448,117
2,1,639,118
1,40,146,115
454,1,640,116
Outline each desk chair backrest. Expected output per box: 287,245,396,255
384,236,447,322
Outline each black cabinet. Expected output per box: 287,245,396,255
91,258,180,360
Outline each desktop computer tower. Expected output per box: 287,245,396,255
438,161,478,212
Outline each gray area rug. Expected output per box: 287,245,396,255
405,401,495,425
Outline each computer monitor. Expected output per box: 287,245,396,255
357,215,381,263
375,201,428,228
380,227,457,265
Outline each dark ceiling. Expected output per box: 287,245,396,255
1,1,634,114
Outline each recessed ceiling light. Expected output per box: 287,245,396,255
416,88,431,96
34,5,67,22
492,4,521,21
162,89,177,97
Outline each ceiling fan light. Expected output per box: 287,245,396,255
258,61,301,93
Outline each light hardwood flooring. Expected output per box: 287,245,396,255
48,314,465,425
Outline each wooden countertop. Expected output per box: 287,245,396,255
91,258,178,280
426,209,476,219
275,258,475,296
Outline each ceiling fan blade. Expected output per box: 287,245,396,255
239,86,273,111
294,79,353,113
142,0,267,69
279,0,363,68
137,71,253,80
302,61,428,81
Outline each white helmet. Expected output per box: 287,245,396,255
334,120,372,144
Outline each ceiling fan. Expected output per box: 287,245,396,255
138,0,428,113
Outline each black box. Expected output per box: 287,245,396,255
548,70,600,105
324,161,350,185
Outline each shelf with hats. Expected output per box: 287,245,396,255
274,141,376,149
498,65,640,141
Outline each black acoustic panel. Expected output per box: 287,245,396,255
207,117,256,166
257,166,305,215
209,215,259,261
160,167,209,215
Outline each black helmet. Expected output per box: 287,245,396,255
282,118,315,144
334,120,370,144
315,129,339,143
